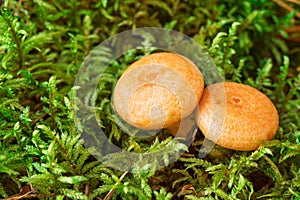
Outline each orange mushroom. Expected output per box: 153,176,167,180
195,82,279,151
113,52,204,130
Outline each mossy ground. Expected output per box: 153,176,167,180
1,0,300,199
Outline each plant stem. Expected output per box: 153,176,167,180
263,155,283,183
3,14,24,69
221,33,231,72
103,171,128,200
272,0,300,18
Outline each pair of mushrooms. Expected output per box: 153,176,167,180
113,52,279,151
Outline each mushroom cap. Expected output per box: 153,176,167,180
113,52,204,130
195,82,279,151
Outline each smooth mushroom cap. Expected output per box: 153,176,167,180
195,82,279,151
113,52,204,130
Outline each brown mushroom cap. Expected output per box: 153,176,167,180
195,82,279,151
113,52,204,130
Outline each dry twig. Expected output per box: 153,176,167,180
102,171,129,200
287,0,300,5
272,0,300,18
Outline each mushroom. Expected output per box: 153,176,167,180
113,52,204,130
194,82,279,151
168,114,197,138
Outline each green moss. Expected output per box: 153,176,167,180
1,0,300,199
